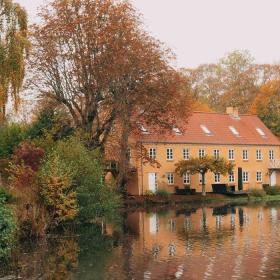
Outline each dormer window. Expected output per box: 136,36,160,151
229,126,240,137
256,128,266,138
139,124,149,134
200,125,212,136
173,127,182,135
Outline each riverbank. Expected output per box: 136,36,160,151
123,193,280,209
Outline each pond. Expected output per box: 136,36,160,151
2,202,280,279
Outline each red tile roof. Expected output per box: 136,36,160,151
134,112,280,146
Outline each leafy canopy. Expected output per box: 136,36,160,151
175,156,234,176
0,0,30,121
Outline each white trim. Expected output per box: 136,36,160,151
183,173,190,184
166,148,173,161
167,173,174,185
149,148,156,160
242,171,249,183
256,171,262,183
228,149,235,160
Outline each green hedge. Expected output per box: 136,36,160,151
264,186,280,196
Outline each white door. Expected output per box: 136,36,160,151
148,173,157,193
270,171,277,186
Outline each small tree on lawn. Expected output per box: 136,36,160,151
175,156,234,196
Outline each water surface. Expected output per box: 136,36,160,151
2,202,280,280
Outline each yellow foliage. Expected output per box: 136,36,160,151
191,99,214,112
41,175,78,224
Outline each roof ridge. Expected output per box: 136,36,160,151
192,111,257,117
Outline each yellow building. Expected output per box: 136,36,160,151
127,107,280,195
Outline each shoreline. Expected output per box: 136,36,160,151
123,194,280,210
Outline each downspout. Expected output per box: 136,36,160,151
141,142,144,195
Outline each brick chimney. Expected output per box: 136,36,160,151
226,107,239,119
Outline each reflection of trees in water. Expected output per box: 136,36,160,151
2,223,120,280
71,223,122,280
9,235,79,279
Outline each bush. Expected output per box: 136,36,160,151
264,186,280,196
155,189,171,198
0,203,16,260
27,108,74,141
0,124,27,159
0,159,11,181
9,163,37,191
145,190,155,196
39,152,78,227
0,187,13,204
249,188,266,197
13,142,45,171
48,137,120,221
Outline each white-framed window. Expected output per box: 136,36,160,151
167,173,174,185
183,173,190,185
183,148,189,160
242,149,248,161
256,171,262,182
229,172,235,183
199,173,205,184
243,171,249,183
199,149,205,159
166,148,173,160
155,173,158,188
149,148,156,160
256,149,262,160
214,173,221,183
228,149,235,160
213,149,220,159
269,150,274,160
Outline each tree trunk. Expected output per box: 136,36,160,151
201,172,206,196
116,108,131,194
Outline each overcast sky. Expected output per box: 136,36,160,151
16,0,280,68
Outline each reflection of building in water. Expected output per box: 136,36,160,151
168,219,176,232
149,214,159,235
119,206,280,280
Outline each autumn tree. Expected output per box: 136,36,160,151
29,0,191,190
183,50,276,113
250,79,280,136
183,64,222,111
175,156,234,196
30,0,188,146
0,0,29,122
217,50,258,112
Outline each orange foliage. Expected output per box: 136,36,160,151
250,79,280,114
191,99,213,112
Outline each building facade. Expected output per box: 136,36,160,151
127,108,280,195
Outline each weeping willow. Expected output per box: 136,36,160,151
0,0,29,122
